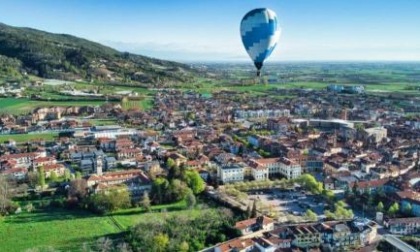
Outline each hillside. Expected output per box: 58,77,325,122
0,23,198,84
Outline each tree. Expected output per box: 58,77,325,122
169,179,189,202
304,209,318,222
352,182,360,197
185,170,205,195
153,233,169,252
141,191,151,212
0,175,15,215
68,179,88,200
251,200,257,218
89,186,131,214
94,237,113,252
50,171,58,182
64,169,71,182
246,204,252,218
166,158,176,169
27,171,38,188
388,202,399,217
186,190,196,209
376,202,384,212
37,166,46,188
178,241,189,252
151,178,170,204
75,171,82,179
297,174,323,194
402,203,412,216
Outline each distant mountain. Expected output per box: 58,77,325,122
0,22,199,84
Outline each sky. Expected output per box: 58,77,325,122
1,0,420,62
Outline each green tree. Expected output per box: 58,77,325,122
151,178,170,204
246,204,252,218
297,174,323,194
178,241,189,252
169,179,189,202
75,171,82,179
64,169,71,182
251,200,257,218
376,202,384,212
50,171,58,182
37,166,46,188
141,191,151,212
402,203,412,216
153,233,169,252
89,186,131,214
0,175,15,215
304,209,318,222
166,158,176,169
388,202,399,217
186,190,196,209
185,170,205,194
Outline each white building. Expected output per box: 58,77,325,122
218,163,245,184
252,157,302,180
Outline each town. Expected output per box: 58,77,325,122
1,78,419,251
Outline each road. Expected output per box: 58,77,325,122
383,234,419,252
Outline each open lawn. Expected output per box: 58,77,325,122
0,209,120,252
0,200,211,252
0,132,58,143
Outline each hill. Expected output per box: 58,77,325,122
0,23,198,84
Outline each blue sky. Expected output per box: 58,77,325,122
1,0,420,62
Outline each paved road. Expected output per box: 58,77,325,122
383,234,419,252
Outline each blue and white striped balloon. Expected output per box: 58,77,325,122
240,8,281,76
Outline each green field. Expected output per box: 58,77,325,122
0,200,209,251
0,132,58,143
121,97,153,111
0,98,107,115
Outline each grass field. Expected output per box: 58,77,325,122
0,209,120,252
0,98,107,115
0,132,58,143
121,97,153,111
0,200,208,251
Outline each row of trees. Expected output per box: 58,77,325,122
227,179,295,192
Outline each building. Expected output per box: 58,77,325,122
384,217,420,235
363,127,387,144
87,170,151,196
235,216,275,235
252,157,302,180
218,163,245,184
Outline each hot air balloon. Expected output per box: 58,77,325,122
240,8,281,76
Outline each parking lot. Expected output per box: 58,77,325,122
248,189,326,218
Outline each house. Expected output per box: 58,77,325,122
166,152,187,166
349,178,391,194
87,170,151,196
235,216,275,235
214,237,255,252
1,167,27,181
384,217,420,235
43,163,66,178
395,190,420,217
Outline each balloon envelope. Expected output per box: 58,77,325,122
240,8,281,76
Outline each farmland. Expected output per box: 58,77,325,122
0,132,58,143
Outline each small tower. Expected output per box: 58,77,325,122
95,154,103,176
